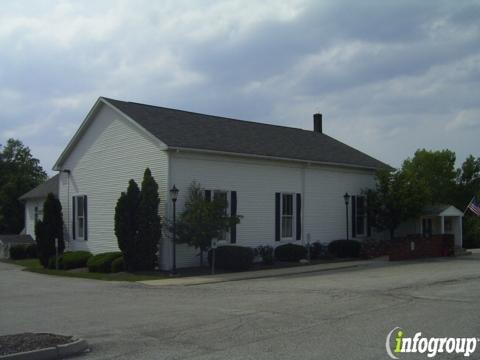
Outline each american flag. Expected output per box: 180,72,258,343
467,196,480,216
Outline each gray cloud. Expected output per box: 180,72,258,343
0,0,479,174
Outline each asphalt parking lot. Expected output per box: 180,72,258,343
1,255,479,360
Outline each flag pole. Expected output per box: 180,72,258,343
464,196,474,215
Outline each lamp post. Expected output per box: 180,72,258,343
170,185,179,275
343,192,350,241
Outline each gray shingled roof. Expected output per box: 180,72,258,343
19,174,59,201
0,234,34,245
423,204,453,216
104,98,388,169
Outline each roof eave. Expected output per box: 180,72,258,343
168,146,382,171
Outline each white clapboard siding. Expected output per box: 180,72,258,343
165,151,376,269
58,103,169,259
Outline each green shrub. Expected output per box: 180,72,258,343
87,252,122,273
274,243,307,262
328,240,361,258
61,251,92,270
9,245,28,260
25,244,38,258
208,245,254,271
111,256,125,273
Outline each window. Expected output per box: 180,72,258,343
213,190,229,241
281,193,293,239
73,195,87,240
355,196,367,236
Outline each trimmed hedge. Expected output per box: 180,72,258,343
328,239,361,258
61,251,92,270
9,245,27,260
9,244,37,260
208,245,254,271
274,243,307,262
111,256,125,273
46,251,93,270
87,252,123,273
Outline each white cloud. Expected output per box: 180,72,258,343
446,109,480,130
0,0,479,173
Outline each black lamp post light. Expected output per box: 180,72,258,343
170,185,179,275
343,192,350,241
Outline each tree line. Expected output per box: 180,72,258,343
366,149,480,246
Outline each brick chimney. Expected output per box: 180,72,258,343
313,113,322,133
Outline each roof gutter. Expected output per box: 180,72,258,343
167,146,383,172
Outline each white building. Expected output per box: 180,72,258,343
28,97,391,270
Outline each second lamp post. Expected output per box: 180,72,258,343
343,192,350,241
170,185,179,275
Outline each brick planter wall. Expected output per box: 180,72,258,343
389,234,454,261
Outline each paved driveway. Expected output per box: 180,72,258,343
1,256,479,360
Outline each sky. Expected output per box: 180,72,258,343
0,0,479,175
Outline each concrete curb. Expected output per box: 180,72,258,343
0,339,89,360
140,260,375,287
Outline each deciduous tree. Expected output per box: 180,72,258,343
0,139,47,233
175,182,241,264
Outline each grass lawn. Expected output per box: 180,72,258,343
2,259,168,282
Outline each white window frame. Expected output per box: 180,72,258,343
73,195,86,240
355,195,367,237
212,190,230,243
281,193,294,240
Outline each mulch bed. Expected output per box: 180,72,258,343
0,333,73,356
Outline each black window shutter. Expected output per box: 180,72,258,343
72,196,76,240
84,195,88,241
275,193,280,241
230,191,237,244
351,196,356,238
205,190,211,202
296,193,301,240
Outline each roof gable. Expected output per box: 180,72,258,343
19,174,59,201
52,98,167,170
423,204,464,217
103,97,388,170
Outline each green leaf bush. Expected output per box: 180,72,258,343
61,251,92,270
87,252,123,273
208,245,254,271
328,240,361,258
9,244,37,259
111,256,125,273
274,243,307,262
